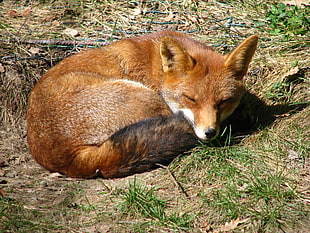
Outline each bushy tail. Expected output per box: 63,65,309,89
65,113,198,178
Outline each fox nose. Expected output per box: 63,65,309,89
205,128,217,139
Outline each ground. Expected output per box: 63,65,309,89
0,0,309,232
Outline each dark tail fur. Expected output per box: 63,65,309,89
102,112,198,178
65,112,198,178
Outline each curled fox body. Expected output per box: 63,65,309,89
27,31,258,178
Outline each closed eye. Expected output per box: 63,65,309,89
183,94,196,103
217,98,232,108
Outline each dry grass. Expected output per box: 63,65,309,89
0,0,309,232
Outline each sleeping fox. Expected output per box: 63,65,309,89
26,31,258,178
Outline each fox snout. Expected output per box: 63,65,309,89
204,127,217,140
192,125,219,142
178,108,220,142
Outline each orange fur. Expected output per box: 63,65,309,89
27,31,258,178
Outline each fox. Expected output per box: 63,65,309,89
26,31,258,178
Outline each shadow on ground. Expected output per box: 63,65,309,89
217,90,308,146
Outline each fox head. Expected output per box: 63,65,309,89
159,35,258,141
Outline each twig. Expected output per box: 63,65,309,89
1,54,67,62
1,38,110,47
157,163,190,198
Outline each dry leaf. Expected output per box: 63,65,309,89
200,220,211,232
21,7,31,17
288,150,299,160
132,8,147,16
48,172,64,178
133,8,143,16
282,67,300,79
29,47,40,54
0,168,5,177
213,218,249,232
7,10,18,18
0,189,6,198
64,28,80,37
52,20,60,27
96,225,111,233
0,63,5,73
7,8,31,18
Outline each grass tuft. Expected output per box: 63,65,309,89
113,179,195,231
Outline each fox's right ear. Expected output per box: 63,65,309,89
224,35,258,80
160,36,195,73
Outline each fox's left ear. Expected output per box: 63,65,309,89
160,36,195,73
224,35,258,80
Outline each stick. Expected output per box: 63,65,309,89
1,38,110,47
157,163,190,198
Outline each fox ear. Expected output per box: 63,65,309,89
160,36,195,73
224,35,258,80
